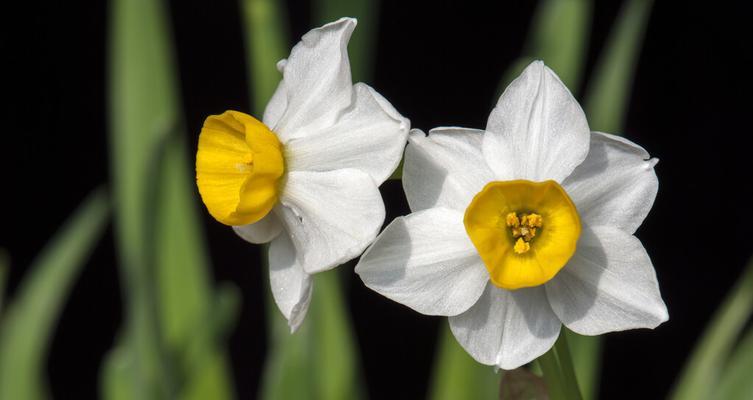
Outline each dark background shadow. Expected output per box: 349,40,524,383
1,0,752,399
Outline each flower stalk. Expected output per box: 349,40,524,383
538,333,583,400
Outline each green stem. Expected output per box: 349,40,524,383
556,331,584,400
538,333,584,400
538,348,567,400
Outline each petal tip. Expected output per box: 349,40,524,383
301,17,357,49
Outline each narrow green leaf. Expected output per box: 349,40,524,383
716,326,753,399
584,0,654,133
259,319,310,400
101,346,136,400
313,0,378,81
108,0,236,398
155,134,237,400
0,189,109,400
181,352,235,400
554,331,583,400
498,0,591,96
108,0,179,396
309,271,362,400
670,256,753,400
154,137,214,348
565,330,601,400
258,240,309,400
429,323,499,400
527,0,591,89
260,270,363,400
537,348,567,400
241,0,290,115
0,249,8,315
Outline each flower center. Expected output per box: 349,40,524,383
463,180,581,290
505,212,543,254
196,110,284,226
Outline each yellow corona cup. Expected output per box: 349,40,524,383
196,110,284,226
464,180,581,290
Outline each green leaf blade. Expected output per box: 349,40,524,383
565,330,601,400
0,188,109,400
716,327,753,400
584,0,654,133
526,0,591,89
241,0,290,115
313,0,378,82
259,270,363,400
108,0,180,394
309,271,362,400
670,256,753,400
498,0,591,96
108,0,237,398
429,323,499,400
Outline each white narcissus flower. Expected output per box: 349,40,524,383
196,18,409,332
356,61,667,369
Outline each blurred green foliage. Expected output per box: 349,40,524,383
584,0,654,133
716,324,753,399
242,0,291,115
0,189,109,400
671,256,753,400
313,0,379,82
498,0,591,93
429,323,500,400
260,270,363,400
104,0,236,398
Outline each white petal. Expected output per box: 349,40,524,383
563,132,659,234
271,18,356,142
269,232,314,332
483,61,590,182
285,83,409,184
545,225,668,335
277,168,385,274
403,127,494,212
355,207,489,317
450,283,561,370
232,211,283,244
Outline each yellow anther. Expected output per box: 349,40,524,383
509,213,542,241
505,212,520,227
524,213,543,228
514,238,531,254
527,227,537,240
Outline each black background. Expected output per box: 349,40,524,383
2,0,752,399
